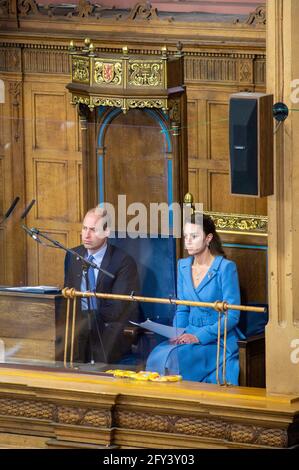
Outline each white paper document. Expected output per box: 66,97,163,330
130,319,184,339
0,286,60,293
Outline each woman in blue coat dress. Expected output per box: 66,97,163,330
146,214,244,385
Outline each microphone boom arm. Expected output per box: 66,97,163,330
31,227,115,279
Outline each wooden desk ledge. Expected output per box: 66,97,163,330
0,365,298,408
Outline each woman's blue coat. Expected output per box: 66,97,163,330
146,255,244,384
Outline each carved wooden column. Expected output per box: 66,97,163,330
266,0,299,394
6,79,26,284
77,104,97,214
0,44,26,286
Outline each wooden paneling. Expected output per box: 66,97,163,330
0,157,3,216
0,79,27,286
209,171,267,214
35,160,68,221
0,292,63,362
208,101,229,161
187,88,267,215
0,228,4,284
36,231,68,286
0,100,6,273
23,80,82,285
188,168,207,208
33,92,68,151
187,99,198,159
0,100,4,218
224,245,267,304
76,162,84,223
104,109,167,210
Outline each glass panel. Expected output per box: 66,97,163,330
0,109,183,380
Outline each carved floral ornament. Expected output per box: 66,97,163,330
0,1,266,26
208,212,268,235
235,4,266,25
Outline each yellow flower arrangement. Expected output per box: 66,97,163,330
105,369,182,382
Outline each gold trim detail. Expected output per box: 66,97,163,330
128,61,163,87
206,211,268,235
72,95,90,106
92,97,123,107
127,98,166,109
72,57,90,83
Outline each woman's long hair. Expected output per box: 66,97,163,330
190,213,226,257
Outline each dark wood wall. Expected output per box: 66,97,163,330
0,2,267,300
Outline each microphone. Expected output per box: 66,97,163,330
21,224,42,244
0,196,20,225
20,199,36,220
4,197,20,219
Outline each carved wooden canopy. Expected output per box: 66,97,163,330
66,40,184,113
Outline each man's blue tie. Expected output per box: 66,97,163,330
87,255,97,310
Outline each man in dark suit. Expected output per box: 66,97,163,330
64,207,140,364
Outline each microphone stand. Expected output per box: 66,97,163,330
30,227,115,280
28,226,112,365
82,263,108,365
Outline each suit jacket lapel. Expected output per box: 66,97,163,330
96,243,113,290
72,245,87,289
180,258,200,301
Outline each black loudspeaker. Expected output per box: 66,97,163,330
229,92,273,197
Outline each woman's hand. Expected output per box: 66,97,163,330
170,333,199,345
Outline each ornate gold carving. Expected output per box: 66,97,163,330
115,410,169,432
0,398,55,419
72,57,90,83
127,98,166,109
114,410,288,447
128,61,163,87
126,2,159,21
17,0,40,16
72,95,91,106
206,211,268,235
0,398,111,428
92,97,123,108
0,397,292,447
94,61,122,85
256,428,288,447
82,409,112,427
